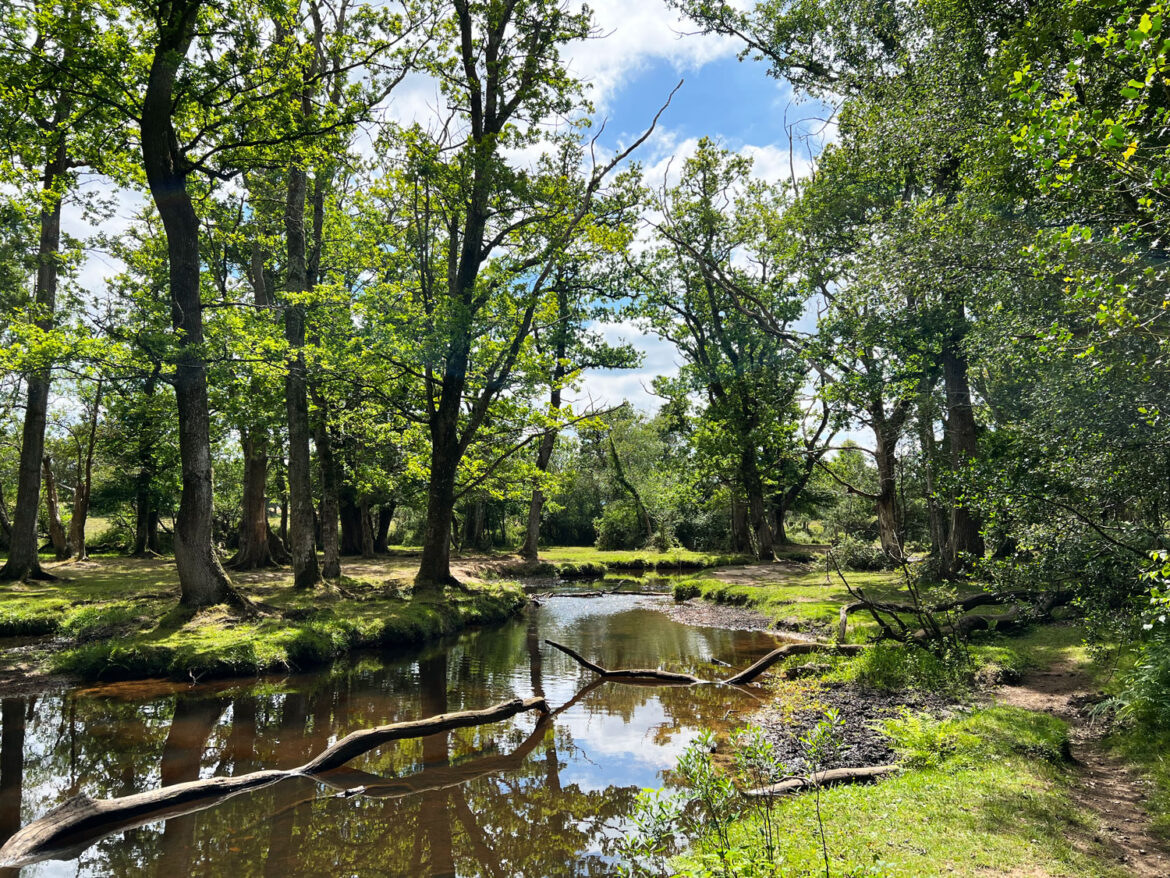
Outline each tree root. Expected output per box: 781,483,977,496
0,696,548,868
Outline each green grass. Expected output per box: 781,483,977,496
678,707,1127,877
679,568,910,635
536,546,754,571
0,557,526,682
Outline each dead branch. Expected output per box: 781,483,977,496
546,639,868,687
744,764,898,797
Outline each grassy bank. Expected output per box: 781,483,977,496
0,557,526,683
652,624,1141,877
676,705,1126,877
673,567,909,635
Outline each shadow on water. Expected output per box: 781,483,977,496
0,595,786,877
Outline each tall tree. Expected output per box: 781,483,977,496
0,2,102,580
369,0,662,588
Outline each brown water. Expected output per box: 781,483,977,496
0,594,785,877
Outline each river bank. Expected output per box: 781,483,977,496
0,555,528,688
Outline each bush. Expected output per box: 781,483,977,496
824,535,896,572
673,581,701,601
594,501,642,550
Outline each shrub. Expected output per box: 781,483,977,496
824,535,896,572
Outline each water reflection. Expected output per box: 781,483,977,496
0,596,783,877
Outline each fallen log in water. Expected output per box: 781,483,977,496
545,640,703,683
744,764,899,796
0,695,548,868
545,639,869,687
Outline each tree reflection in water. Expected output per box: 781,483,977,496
0,596,782,876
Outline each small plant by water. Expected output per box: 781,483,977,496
618,711,856,878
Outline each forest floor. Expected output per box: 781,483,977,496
0,554,526,688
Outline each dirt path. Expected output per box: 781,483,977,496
708,560,811,585
996,663,1169,877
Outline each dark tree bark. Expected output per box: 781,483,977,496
0,484,11,551
730,495,751,553
374,502,395,553
40,456,69,561
870,398,910,561
139,0,241,608
462,499,487,552
1,113,70,582
283,163,320,589
69,379,102,561
339,493,362,555
359,497,375,558
228,430,276,570
942,328,984,570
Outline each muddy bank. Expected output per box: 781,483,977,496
661,599,783,632
753,682,961,772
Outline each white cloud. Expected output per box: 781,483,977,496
571,319,681,414
567,0,739,113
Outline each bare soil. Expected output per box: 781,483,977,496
996,664,1170,877
753,682,961,772
708,561,813,585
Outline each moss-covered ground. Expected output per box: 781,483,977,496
0,555,526,683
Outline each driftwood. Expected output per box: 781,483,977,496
546,639,868,687
0,696,547,868
545,640,703,684
744,764,898,797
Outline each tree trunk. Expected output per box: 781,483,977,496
520,374,563,560
608,436,652,543
339,493,362,556
131,372,160,557
41,456,69,561
312,407,340,578
872,413,904,560
374,502,395,553
771,495,788,545
917,390,948,559
283,164,320,589
0,484,12,551
730,495,751,553
229,431,275,570
0,128,70,582
140,0,241,608
359,497,375,558
69,380,102,561
942,331,984,570
416,423,461,588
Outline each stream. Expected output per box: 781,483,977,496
0,591,789,877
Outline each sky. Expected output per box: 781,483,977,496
553,0,833,413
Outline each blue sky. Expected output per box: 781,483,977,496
562,1,833,413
